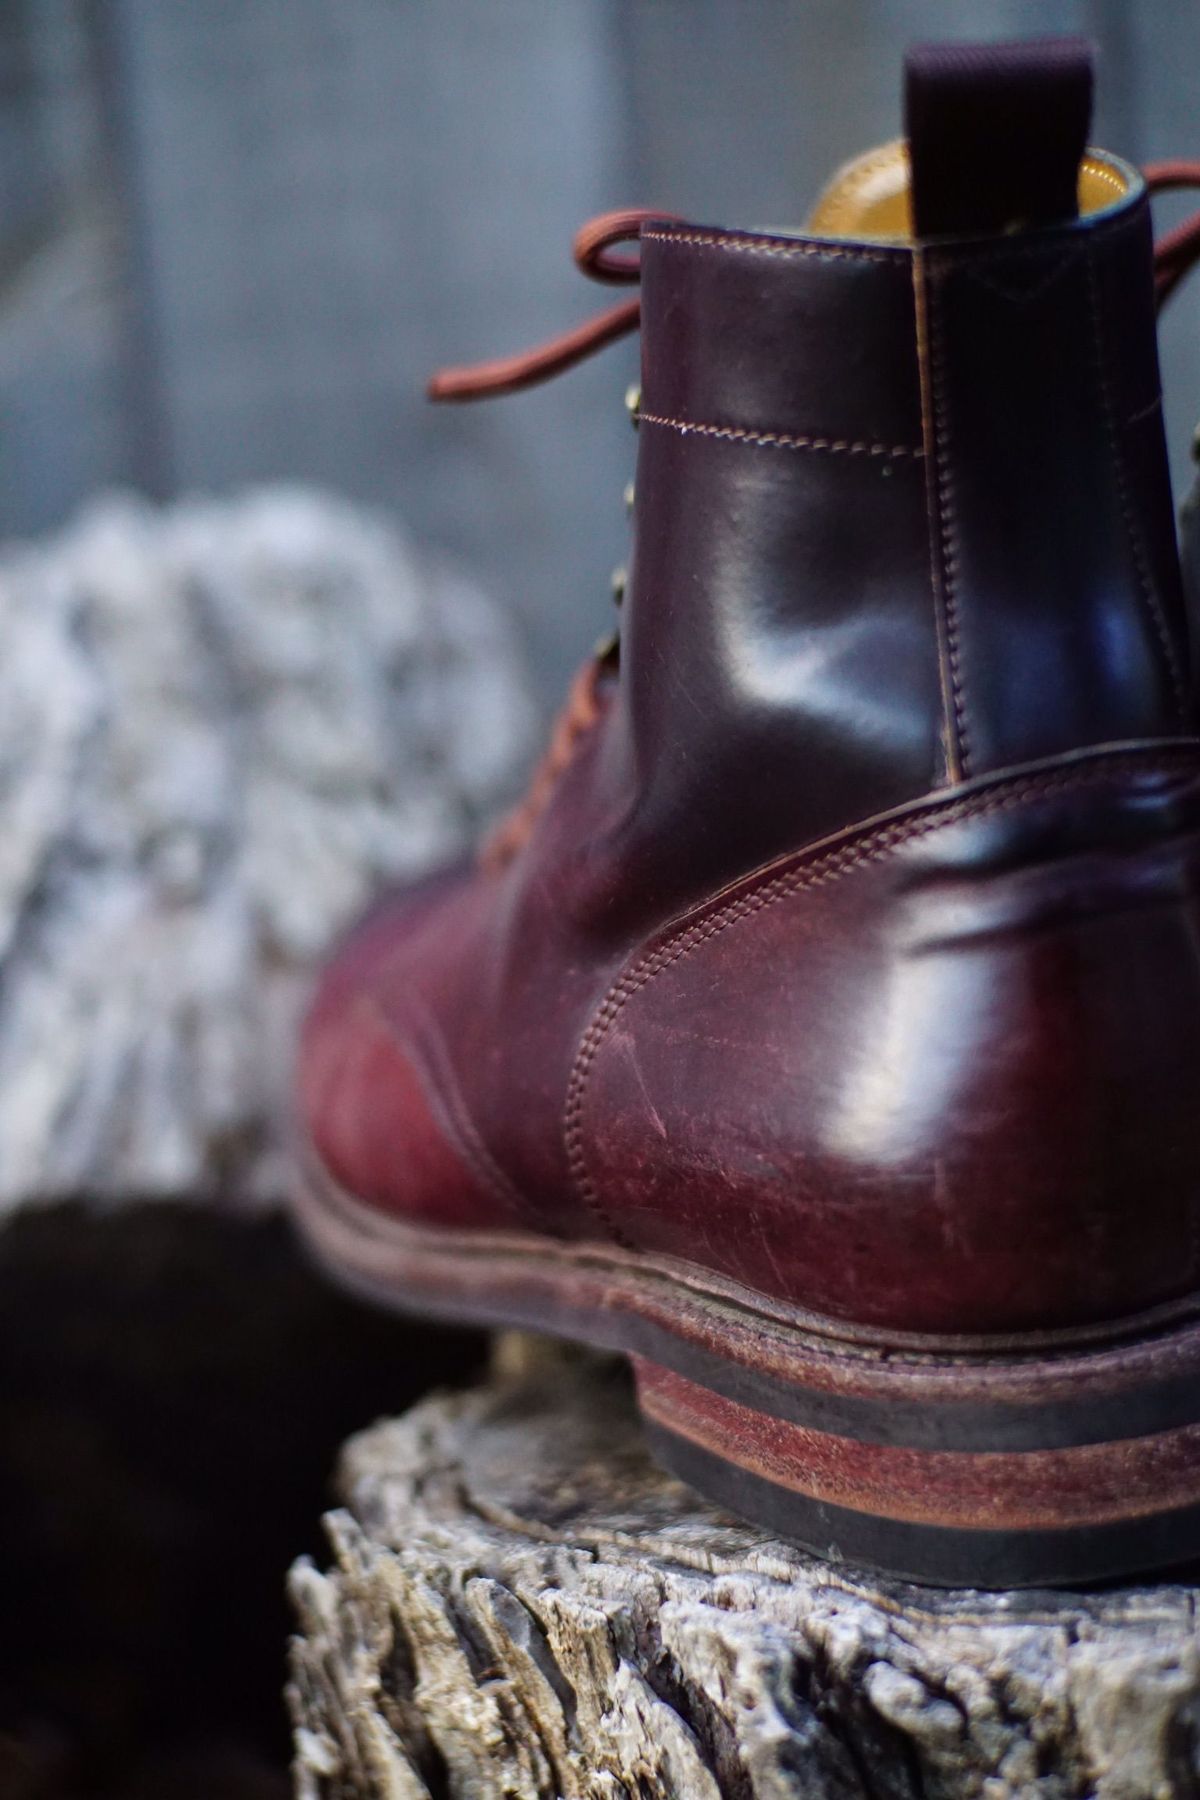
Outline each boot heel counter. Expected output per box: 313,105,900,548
915,191,1191,782
571,751,1200,1335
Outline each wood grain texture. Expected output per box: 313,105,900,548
0,486,533,1213
289,1339,1200,1799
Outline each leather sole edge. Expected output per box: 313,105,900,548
645,1421,1200,1590
296,1158,1200,1585
292,1154,1200,1453
293,1161,1200,1584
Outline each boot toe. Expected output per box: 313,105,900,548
297,864,473,1213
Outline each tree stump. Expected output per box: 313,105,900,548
0,485,533,1212
0,486,526,1795
289,1340,1200,1800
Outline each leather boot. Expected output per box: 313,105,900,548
296,38,1200,1587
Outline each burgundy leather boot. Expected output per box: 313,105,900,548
296,40,1200,1587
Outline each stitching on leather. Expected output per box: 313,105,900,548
645,188,1138,276
926,257,971,777
1084,241,1188,726
641,228,903,265
564,751,1200,1220
924,200,1142,270
370,991,541,1230
1126,393,1163,428
1080,157,1128,196
965,252,1074,308
808,142,908,236
638,412,923,461
910,252,958,783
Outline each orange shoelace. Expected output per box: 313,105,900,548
432,207,672,866
428,208,671,404
480,650,611,870
1145,162,1200,305
439,178,1200,867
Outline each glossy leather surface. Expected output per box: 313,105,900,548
600,223,940,906
905,37,1092,237
601,186,1187,910
920,196,1189,776
300,172,1200,1341
575,749,1200,1333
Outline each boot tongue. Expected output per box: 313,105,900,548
807,36,1098,243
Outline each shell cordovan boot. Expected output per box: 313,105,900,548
295,38,1200,1587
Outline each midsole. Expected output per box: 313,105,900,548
634,1357,1200,1531
646,1422,1200,1588
294,1154,1200,1458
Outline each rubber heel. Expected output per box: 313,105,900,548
632,1323,1200,1589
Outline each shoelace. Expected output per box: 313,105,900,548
1145,162,1200,306
428,208,671,402
433,207,672,865
480,651,610,870
443,178,1200,865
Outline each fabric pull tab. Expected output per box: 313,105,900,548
905,36,1094,239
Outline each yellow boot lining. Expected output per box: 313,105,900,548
806,139,1134,242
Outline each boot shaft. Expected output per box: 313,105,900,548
613,65,1188,903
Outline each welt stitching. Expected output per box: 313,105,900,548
638,412,923,461
927,257,971,777
640,229,902,265
563,753,1199,1216
1084,242,1188,726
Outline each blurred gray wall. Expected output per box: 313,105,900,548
4,0,1200,707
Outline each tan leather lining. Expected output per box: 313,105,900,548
807,138,1133,242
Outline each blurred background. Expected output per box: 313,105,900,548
5,0,1200,710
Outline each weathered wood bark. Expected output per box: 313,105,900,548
0,486,533,1213
289,1340,1200,1800
0,487,522,1794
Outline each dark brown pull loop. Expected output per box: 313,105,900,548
428,207,675,403
905,36,1093,239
